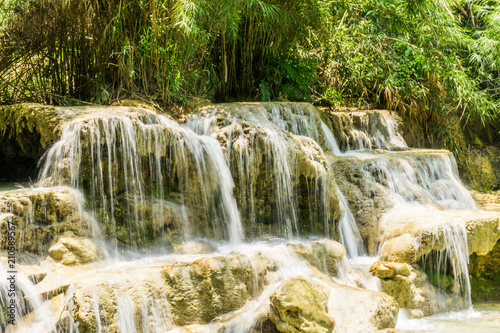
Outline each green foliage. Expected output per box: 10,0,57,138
0,0,500,141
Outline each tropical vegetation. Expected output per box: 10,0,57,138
1,0,500,144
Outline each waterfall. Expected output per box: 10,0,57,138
337,189,366,258
321,121,343,155
0,264,55,332
417,219,472,307
359,151,476,210
186,103,337,239
0,102,488,331
330,110,407,152
38,110,243,247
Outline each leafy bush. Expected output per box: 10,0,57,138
0,0,499,138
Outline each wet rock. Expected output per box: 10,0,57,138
0,187,94,256
327,110,407,152
331,149,475,256
287,240,345,276
48,235,98,265
369,261,410,279
372,263,464,318
269,277,335,333
39,284,70,301
162,254,270,325
27,272,47,284
469,239,500,302
378,208,500,263
325,281,399,331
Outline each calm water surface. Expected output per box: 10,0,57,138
397,303,500,332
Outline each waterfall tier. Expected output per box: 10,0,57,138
1,102,499,332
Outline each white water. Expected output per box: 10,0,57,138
0,263,55,332
1,103,494,332
332,110,408,152
38,111,243,246
337,189,366,258
186,103,335,238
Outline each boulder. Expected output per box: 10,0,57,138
369,261,410,279
324,281,399,331
0,187,94,256
269,277,335,333
370,261,465,318
48,235,99,265
287,240,345,276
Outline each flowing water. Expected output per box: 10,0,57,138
1,103,498,332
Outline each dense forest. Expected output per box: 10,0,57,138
1,0,500,152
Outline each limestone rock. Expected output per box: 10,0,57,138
471,191,500,211
192,103,341,238
287,240,345,276
466,146,500,192
369,261,410,279
269,277,335,333
378,207,500,263
161,254,272,325
0,187,94,256
48,235,98,265
371,262,467,317
328,110,407,152
325,281,399,331
469,239,500,302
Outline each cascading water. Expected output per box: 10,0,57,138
358,151,476,210
38,109,243,248
329,110,407,151
1,102,495,332
186,103,338,239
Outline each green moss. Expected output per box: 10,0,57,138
469,241,500,302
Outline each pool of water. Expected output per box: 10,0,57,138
0,182,20,192
397,303,500,332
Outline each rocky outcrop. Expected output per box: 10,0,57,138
287,240,345,276
0,104,65,162
467,146,500,192
0,187,94,256
161,254,270,325
370,261,466,318
326,109,407,152
331,149,477,255
324,279,399,331
48,235,99,265
269,277,335,333
378,208,500,263
189,103,341,238
469,240,500,302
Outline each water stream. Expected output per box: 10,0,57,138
0,103,497,332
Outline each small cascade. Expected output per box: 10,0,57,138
417,218,472,308
330,110,407,151
337,189,366,258
359,151,476,210
0,264,55,332
117,294,138,333
186,103,337,239
321,121,343,155
38,109,243,247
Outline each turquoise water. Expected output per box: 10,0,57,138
397,303,500,332
0,182,19,192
